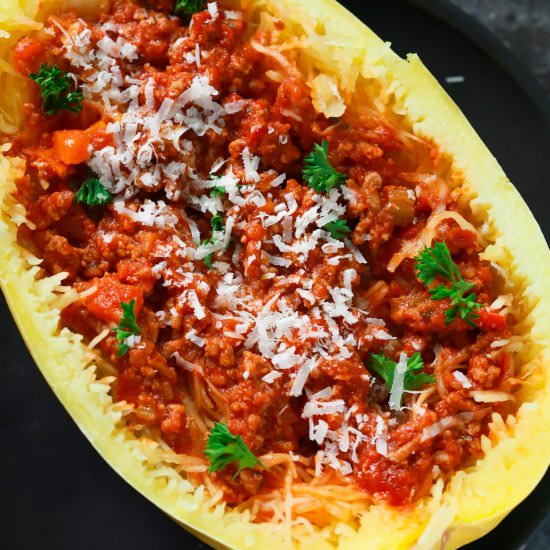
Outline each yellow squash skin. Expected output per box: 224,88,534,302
1,0,550,548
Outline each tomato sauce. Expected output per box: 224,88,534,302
7,0,518,509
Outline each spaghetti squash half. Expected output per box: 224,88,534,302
1,0,549,549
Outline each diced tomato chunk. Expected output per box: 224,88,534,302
12,36,44,75
85,276,143,324
52,130,91,165
477,308,507,332
444,227,477,254
116,259,157,293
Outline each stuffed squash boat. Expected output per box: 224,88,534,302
1,0,550,548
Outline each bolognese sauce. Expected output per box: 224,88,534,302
6,0,520,515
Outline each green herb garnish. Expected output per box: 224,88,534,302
324,219,351,239
303,141,346,193
73,177,113,207
29,64,83,116
115,299,140,357
369,352,435,404
174,0,204,17
210,186,226,198
210,213,224,232
200,214,225,270
205,421,263,476
203,253,214,269
415,241,481,325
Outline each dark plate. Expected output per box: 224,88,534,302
1,1,549,549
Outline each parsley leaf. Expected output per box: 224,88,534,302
211,213,224,232
205,421,263,476
174,0,204,17
29,64,83,116
199,214,225,269
415,241,481,326
115,299,140,357
415,241,460,286
369,353,396,388
369,352,435,398
204,252,214,269
324,219,351,239
73,177,113,207
303,141,346,193
210,186,226,198
403,353,435,389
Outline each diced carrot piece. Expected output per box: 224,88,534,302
24,146,72,178
52,130,91,165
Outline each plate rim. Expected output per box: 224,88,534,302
409,0,550,126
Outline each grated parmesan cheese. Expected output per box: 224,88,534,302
389,352,407,411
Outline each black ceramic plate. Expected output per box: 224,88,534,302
1,1,549,549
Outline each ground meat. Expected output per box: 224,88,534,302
8,0,515,510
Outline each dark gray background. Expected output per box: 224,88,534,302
450,0,550,93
